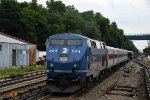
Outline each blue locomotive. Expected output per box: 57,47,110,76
46,33,132,93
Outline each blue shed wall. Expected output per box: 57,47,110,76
0,42,35,68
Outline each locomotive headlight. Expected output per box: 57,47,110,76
50,63,53,67
72,68,78,73
49,68,54,72
74,69,78,73
73,64,77,68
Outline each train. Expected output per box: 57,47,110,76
46,33,133,93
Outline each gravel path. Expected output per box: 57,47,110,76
77,61,147,100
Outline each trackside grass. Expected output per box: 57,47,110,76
0,65,46,78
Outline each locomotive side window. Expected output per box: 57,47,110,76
91,41,94,47
90,40,97,48
94,41,97,48
67,39,82,46
99,43,101,49
103,43,105,49
50,39,65,45
101,43,103,49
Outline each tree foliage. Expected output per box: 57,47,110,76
143,47,150,56
0,0,138,52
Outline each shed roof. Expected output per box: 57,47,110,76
0,32,35,45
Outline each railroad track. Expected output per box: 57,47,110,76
0,70,47,99
0,70,46,87
0,80,48,100
92,60,141,100
106,85,137,97
133,59,150,100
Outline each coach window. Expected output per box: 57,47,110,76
0,44,2,51
109,54,113,59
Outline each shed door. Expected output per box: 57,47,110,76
29,48,36,66
12,49,16,66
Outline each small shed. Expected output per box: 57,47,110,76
0,32,36,68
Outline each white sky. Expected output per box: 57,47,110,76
18,0,150,52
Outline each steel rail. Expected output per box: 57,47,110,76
0,76,46,95
0,70,46,88
0,80,47,100
0,70,45,83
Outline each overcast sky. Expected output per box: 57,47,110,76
18,0,150,51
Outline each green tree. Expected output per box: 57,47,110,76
143,47,150,56
0,0,139,52
0,0,21,36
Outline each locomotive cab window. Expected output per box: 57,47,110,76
49,39,82,46
91,41,97,48
0,44,2,51
67,39,82,46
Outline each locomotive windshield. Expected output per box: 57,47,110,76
50,39,82,46
50,39,65,45
67,39,82,46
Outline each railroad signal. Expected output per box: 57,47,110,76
10,91,17,98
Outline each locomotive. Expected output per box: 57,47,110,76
46,33,133,93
